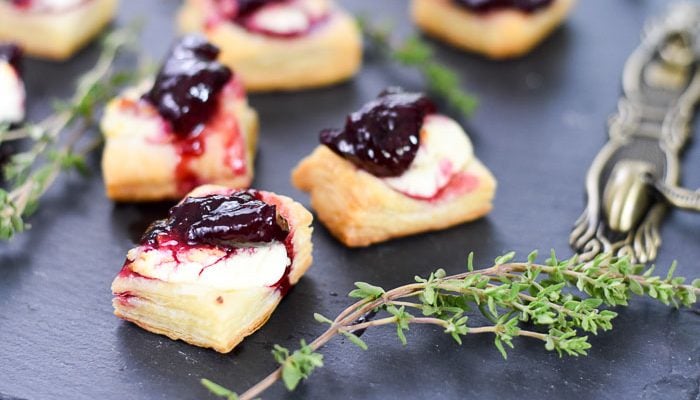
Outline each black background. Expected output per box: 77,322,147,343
1,1,699,399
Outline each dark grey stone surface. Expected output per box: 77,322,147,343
1,1,699,399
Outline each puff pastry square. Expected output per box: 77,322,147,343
411,0,575,59
178,0,362,91
293,146,496,247
100,35,258,201
0,0,118,60
111,184,314,353
292,89,496,247
101,73,258,202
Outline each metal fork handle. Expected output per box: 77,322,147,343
649,178,700,211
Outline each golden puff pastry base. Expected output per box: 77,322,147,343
292,146,497,247
411,0,575,59
0,0,118,60
177,0,362,92
112,283,283,354
100,87,259,202
111,185,314,353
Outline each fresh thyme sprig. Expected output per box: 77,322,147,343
0,26,141,240
203,251,700,400
359,17,478,117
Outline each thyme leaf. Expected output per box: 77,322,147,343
0,25,142,240
203,251,699,400
359,17,478,117
201,379,239,400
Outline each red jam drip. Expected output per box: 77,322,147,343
172,87,245,194
406,172,479,203
174,130,206,195
320,87,436,177
223,122,246,175
0,43,22,75
143,35,232,136
273,273,292,296
257,191,297,294
453,0,554,13
273,231,296,295
114,291,137,306
117,79,245,196
207,0,327,38
142,34,243,195
9,0,31,9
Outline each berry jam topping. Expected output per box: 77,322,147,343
452,0,554,13
9,0,32,8
141,192,289,249
237,0,286,17
143,35,232,136
320,87,436,177
9,0,87,11
0,43,22,74
209,0,326,38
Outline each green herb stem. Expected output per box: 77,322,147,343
0,25,141,240
204,252,699,400
359,17,479,118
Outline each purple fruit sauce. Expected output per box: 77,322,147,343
453,0,553,13
143,35,232,136
141,191,289,249
320,87,436,177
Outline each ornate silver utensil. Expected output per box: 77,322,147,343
570,2,700,263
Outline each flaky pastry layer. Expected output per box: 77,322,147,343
113,282,282,353
411,0,575,59
177,0,362,91
0,0,118,60
112,185,314,353
100,86,259,202
292,146,497,247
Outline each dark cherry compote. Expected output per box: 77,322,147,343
141,191,289,249
143,35,232,135
320,87,436,177
452,0,554,13
210,0,326,38
235,0,287,17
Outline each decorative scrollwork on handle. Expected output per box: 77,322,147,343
652,180,700,212
570,2,700,263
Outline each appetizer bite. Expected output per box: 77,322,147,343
292,88,496,247
111,184,313,353
0,0,118,60
100,35,258,202
411,0,575,59
178,0,362,91
0,43,24,125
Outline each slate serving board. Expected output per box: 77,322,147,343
1,1,699,399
